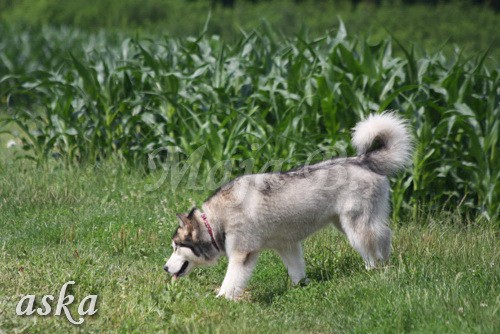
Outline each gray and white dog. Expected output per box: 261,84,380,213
164,113,413,300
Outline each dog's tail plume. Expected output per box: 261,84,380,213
352,112,413,175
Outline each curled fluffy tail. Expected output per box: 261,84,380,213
352,112,413,175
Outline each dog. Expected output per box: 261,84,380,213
164,112,413,300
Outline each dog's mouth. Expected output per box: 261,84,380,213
173,261,189,280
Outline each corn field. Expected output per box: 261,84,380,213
0,23,498,221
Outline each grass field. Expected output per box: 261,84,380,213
0,139,498,333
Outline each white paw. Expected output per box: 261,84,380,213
216,289,225,298
216,287,240,300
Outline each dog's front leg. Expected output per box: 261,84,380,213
217,251,258,300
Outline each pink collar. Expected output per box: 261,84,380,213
201,213,220,252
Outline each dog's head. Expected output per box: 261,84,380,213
164,209,219,280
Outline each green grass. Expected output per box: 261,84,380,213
0,142,498,333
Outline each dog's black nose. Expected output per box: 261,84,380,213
163,265,169,273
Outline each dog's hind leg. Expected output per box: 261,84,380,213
217,250,259,300
276,242,306,284
340,213,391,270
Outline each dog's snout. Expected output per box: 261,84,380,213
163,265,169,273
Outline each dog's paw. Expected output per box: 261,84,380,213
216,290,225,298
216,287,241,301
298,277,310,287
216,287,228,299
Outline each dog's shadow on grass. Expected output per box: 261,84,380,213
250,252,365,305
307,252,365,282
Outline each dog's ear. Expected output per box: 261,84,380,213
176,213,191,228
